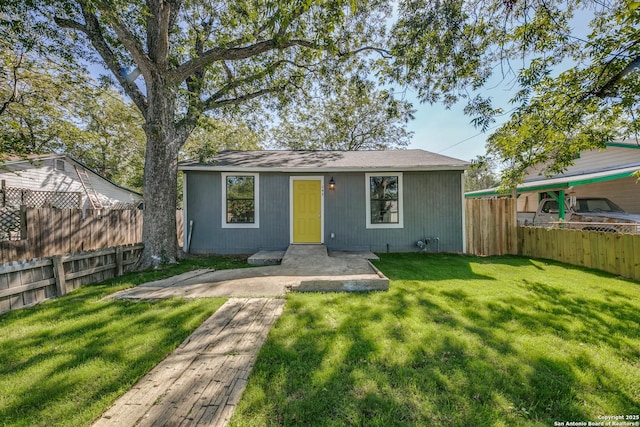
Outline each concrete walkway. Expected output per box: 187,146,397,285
112,245,388,300
92,298,285,427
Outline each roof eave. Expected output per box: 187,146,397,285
179,165,468,173
465,168,639,198
1,154,64,165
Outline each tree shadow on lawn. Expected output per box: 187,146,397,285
370,252,558,282
0,284,223,426
379,252,638,284
371,252,498,282
232,254,640,426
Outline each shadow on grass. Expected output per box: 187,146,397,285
0,257,237,426
369,252,499,282
0,298,221,425
231,253,640,427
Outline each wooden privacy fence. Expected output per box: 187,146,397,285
518,227,640,282
466,198,640,281
0,244,143,315
465,198,518,256
0,208,183,264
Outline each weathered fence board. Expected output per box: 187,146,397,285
0,244,143,314
465,198,518,256
0,209,183,264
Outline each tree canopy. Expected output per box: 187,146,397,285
181,117,263,163
270,79,414,150
465,155,499,192
1,50,88,156
0,48,147,189
1,47,265,192
389,0,640,186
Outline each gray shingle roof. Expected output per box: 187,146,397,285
179,150,468,172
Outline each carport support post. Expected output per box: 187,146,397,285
558,190,566,221
545,191,566,224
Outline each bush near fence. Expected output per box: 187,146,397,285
0,208,183,264
0,244,143,315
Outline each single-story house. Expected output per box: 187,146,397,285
179,149,469,255
0,154,142,210
466,141,640,214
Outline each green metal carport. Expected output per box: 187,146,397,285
465,165,640,220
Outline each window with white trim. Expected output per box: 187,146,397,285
365,173,403,229
221,173,259,228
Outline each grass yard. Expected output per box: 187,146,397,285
0,256,249,427
231,253,640,427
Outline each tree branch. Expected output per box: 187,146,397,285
339,46,392,59
55,4,148,115
596,54,640,98
175,84,286,144
51,16,85,32
170,38,318,85
210,86,287,108
100,13,153,76
204,60,301,106
146,0,171,69
166,0,183,31
0,52,24,117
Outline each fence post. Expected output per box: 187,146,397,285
19,205,27,239
115,246,123,277
52,255,67,297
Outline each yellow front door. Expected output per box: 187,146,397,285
292,179,322,243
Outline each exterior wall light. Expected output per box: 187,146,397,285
328,177,336,190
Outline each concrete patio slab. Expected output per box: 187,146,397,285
329,250,380,261
247,250,285,266
112,244,388,300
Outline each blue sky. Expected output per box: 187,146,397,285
404,95,503,162
401,7,594,163
402,84,514,162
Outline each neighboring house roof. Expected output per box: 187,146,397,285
1,153,55,163
466,141,640,198
1,153,142,197
1,153,142,210
179,149,469,172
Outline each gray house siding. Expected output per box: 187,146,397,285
185,170,464,254
324,171,463,253
186,171,290,254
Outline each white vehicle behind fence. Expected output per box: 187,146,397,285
518,197,640,233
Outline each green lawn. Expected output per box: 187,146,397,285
231,254,640,427
0,256,249,427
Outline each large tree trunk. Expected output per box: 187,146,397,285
139,133,180,268
138,81,184,269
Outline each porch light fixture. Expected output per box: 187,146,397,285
328,177,336,190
